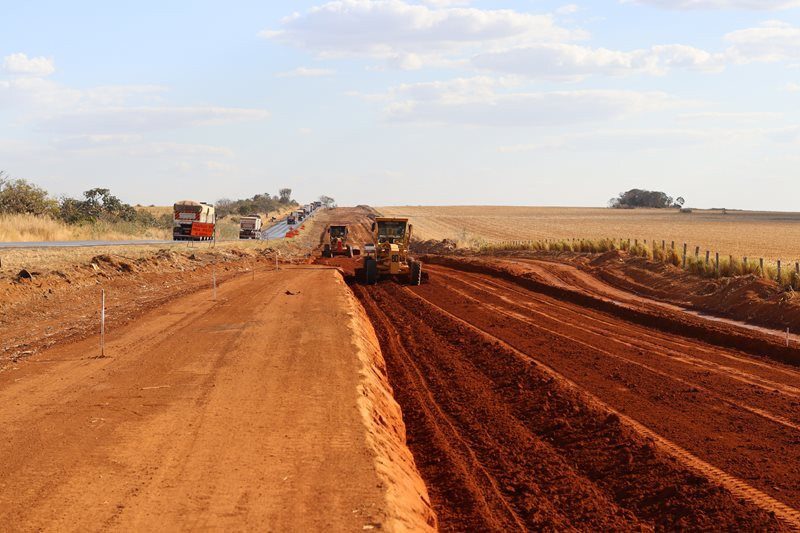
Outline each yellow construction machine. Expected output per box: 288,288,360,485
323,225,360,258
362,217,422,285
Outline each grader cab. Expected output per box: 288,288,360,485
362,217,422,285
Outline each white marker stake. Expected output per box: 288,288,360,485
100,289,106,357
212,266,217,301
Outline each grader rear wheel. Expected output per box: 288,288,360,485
409,260,423,286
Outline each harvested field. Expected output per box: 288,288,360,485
379,206,800,262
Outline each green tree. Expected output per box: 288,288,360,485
278,188,292,204
0,172,58,216
609,189,678,209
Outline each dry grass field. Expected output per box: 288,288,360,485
0,213,170,242
379,206,800,263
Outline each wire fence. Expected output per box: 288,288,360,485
481,237,800,290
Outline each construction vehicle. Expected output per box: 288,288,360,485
362,217,422,285
239,214,263,240
323,225,360,258
173,200,216,241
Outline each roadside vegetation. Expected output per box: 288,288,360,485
0,170,317,242
0,171,172,241
482,238,800,290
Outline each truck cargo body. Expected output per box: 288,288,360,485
173,201,216,241
239,215,263,239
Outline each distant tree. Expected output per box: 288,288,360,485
319,195,335,208
58,188,137,223
0,172,59,216
609,189,678,209
674,197,685,208
215,189,295,218
215,198,234,219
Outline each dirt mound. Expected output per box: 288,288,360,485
341,278,436,531
590,249,623,266
411,239,457,255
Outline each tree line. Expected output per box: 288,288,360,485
609,189,685,209
0,171,318,229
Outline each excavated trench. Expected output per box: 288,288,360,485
351,267,795,531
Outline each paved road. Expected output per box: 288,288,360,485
0,209,321,249
261,208,318,240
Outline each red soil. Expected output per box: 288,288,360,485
351,253,800,530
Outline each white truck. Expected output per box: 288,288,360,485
239,214,263,240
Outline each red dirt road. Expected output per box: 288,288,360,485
0,266,418,531
353,259,800,530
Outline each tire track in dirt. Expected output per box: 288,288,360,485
357,287,528,531
452,264,800,387
406,286,800,529
456,262,800,380
409,264,800,518
431,267,800,431
354,281,785,531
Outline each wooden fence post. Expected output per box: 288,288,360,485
706,250,710,266
683,243,687,268
695,246,700,258
662,240,665,251
715,252,719,275
778,260,782,283
760,258,764,276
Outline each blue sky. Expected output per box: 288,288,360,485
2,0,800,209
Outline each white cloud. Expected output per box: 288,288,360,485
276,66,336,78
418,0,472,5
499,129,716,152
785,82,800,91
262,0,585,68
622,0,800,9
368,77,679,126
678,111,783,121
0,77,166,111
0,71,269,135
726,21,800,62
556,4,581,15
3,53,55,76
41,106,270,135
472,43,723,80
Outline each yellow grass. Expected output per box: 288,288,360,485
0,212,324,276
379,206,800,263
0,213,170,242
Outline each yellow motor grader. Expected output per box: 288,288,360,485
362,217,422,285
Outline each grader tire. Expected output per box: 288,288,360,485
410,261,423,286
364,258,378,285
